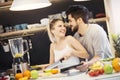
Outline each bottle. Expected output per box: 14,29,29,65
2,42,9,52
10,74,15,80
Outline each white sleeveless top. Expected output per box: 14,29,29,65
54,45,80,69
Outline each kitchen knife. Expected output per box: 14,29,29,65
60,63,83,72
45,58,64,70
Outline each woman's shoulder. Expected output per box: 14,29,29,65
66,35,74,39
65,35,76,42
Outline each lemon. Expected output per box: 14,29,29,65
44,69,52,73
14,53,23,58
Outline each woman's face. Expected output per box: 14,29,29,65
52,20,66,38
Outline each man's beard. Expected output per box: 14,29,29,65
71,25,78,33
66,25,78,36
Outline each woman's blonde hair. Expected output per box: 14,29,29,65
47,19,63,43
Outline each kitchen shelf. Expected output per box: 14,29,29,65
89,17,108,23
0,27,47,40
0,17,108,40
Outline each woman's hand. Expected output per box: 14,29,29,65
58,49,73,60
63,53,72,60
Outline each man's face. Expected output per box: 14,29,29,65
68,14,78,32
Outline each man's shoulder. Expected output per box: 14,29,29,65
89,24,104,33
89,24,101,29
89,24,103,29
73,32,79,38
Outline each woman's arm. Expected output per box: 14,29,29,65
67,35,89,58
49,43,55,64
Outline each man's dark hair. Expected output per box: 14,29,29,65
66,5,90,23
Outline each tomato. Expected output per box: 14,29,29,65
89,70,99,76
88,71,95,77
99,69,104,74
94,70,99,76
88,70,99,77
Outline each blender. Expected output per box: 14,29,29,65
8,37,29,74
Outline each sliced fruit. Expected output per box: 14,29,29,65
51,69,59,74
89,61,103,70
44,69,52,73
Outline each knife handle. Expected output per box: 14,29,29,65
60,63,83,72
59,58,64,62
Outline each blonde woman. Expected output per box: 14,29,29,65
47,19,89,69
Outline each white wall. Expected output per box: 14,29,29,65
104,0,120,34
104,0,120,53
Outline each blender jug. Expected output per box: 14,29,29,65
8,38,29,74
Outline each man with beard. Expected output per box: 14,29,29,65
66,5,114,71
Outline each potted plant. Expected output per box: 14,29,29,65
112,34,120,57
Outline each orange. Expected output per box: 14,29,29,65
15,73,23,80
112,58,120,72
51,69,59,74
19,76,28,80
23,70,31,78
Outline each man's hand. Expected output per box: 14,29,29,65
76,61,89,72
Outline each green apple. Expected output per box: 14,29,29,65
104,64,113,74
31,70,39,79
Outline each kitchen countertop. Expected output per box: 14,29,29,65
35,70,120,80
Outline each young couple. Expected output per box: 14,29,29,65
47,5,114,71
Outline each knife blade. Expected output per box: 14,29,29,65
45,58,64,70
60,63,83,72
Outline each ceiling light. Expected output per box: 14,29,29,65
10,0,52,11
